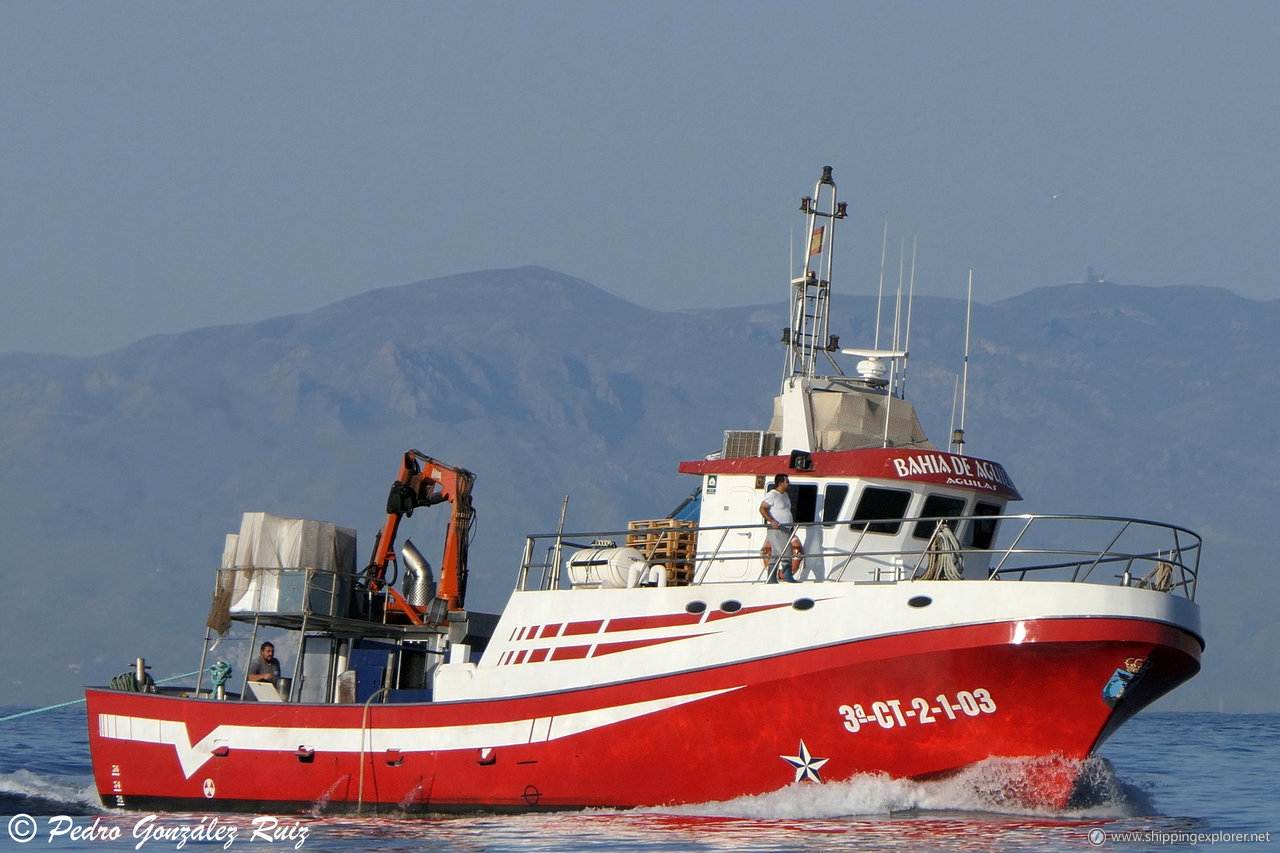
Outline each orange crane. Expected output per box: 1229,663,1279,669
363,450,475,624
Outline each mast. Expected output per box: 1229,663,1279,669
775,167,916,453
784,166,846,381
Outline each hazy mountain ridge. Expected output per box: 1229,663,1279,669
0,267,1273,710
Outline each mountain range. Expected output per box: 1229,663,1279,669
1,266,1274,711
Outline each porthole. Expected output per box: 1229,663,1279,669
907,595,933,608
685,600,707,614
792,598,815,611
719,600,742,613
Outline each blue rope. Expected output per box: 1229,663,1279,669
0,670,201,723
0,697,86,722
208,661,232,687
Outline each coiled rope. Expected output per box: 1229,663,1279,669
918,522,965,581
208,661,233,689
110,671,156,693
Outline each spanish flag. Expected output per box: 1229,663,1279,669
809,226,824,256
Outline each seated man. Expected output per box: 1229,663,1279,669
247,641,281,686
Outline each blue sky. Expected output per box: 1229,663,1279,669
3,1,1277,355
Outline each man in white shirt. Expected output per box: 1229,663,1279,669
760,473,799,582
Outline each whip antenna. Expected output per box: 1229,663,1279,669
952,269,973,454
874,215,888,350
901,236,918,398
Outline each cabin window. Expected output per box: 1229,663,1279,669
790,483,819,524
967,502,1002,550
822,484,849,524
849,487,912,535
912,495,967,541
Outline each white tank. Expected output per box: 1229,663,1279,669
566,547,648,588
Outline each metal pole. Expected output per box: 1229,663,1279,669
196,628,212,698
960,270,973,444
550,495,570,591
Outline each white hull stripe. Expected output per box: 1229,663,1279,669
98,685,742,779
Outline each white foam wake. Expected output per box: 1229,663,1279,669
652,756,1155,821
0,768,100,811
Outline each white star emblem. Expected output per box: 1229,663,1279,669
781,739,829,783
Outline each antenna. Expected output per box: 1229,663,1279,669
882,386,894,448
882,238,906,448
874,216,888,350
896,239,906,348
953,269,974,455
901,236,917,399
949,374,961,452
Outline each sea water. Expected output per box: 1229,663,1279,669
1,706,1275,851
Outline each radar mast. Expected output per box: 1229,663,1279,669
784,166,847,381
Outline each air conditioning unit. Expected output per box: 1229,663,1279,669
722,430,780,459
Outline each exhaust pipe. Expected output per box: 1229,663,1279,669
400,539,437,606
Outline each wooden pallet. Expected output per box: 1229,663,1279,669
626,519,697,586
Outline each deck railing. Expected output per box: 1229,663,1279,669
516,513,1201,601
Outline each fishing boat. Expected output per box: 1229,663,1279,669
85,167,1203,813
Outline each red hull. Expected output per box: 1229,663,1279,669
87,616,1200,813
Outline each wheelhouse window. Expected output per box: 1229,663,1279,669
790,483,819,523
849,487,912,535
912,494,967,541
822,484,849,524
967,501,1002,550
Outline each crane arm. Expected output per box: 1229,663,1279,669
365,450,475,619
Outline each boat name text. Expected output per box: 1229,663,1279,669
838,688,997,733
891,454,1014,490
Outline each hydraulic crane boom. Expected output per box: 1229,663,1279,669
365,450,475,621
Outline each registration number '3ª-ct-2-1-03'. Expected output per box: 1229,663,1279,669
838,689,997,733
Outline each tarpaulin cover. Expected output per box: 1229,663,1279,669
210,512,357,622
